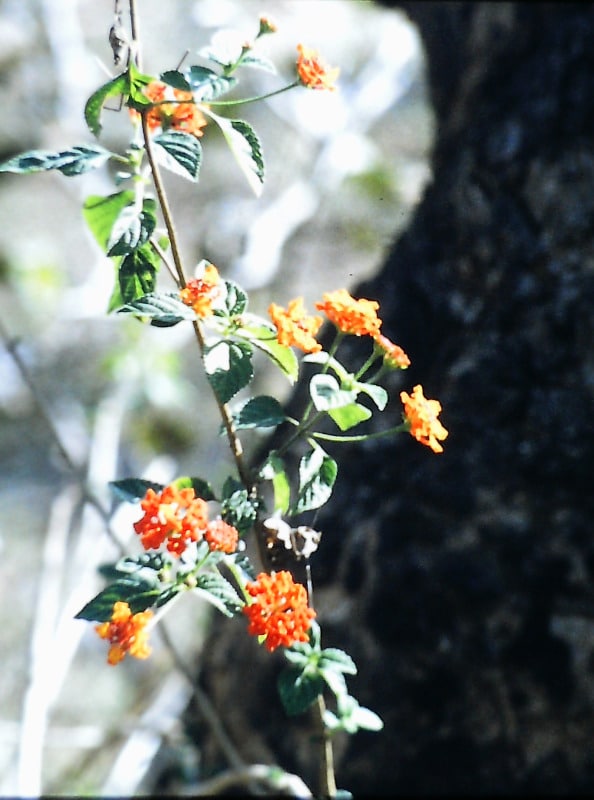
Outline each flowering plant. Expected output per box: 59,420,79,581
1,4,446,796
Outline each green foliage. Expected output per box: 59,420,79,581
292,446,337,515
221,477,260,535
206,111,264,196
109,478,165,503
0,145,113,176
204,339,254,404
232,396,286,430
259,452,291,514
153,131,202,181
84,72,128,136
117,292,196,327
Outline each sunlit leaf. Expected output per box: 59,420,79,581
221,279,248,317
0,145,113,176
173,476,218,501
237,317,298,383
205,110,264,196
75,576,160,622
204,339,253,404
239,54,277,74
117,291,196,327
259,452,291,514
328,402,372,431
84,72,128,136
107,198,157,256
310,374,356,412
292,446,337,515
118,243,159,304
356,380,388,411
221,477,260,535
83,190,135,250
160,69,191,91
185,65,237,101
153,131,202,181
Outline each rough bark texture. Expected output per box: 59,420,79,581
187,3,594,794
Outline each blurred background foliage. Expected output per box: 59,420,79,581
0,0,433,794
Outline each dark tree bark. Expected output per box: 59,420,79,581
186,3,594,794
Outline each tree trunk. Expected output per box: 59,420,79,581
188,3,594,793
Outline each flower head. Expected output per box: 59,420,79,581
95,601,153,665
373,333,411,369
315,288,381,337
204,518,239,554
268,297,323,353
296,44,339,91
180,263,222,318
242,570,316,652
400,384,448,454
131,80,208,138
258,15,277,36
133,484,209,557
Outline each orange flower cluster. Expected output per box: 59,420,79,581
374,332,411,369
180,264,222,318
400,384,448,454
131,80,208,138
95,601,153,665
242,570,316,652
315,288,381,337
133,483,239,557
268,297,323,353
296,44,339,91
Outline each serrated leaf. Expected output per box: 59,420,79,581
221,280,248,317
233,396,286,430
107,198,157,256
193,571,243,617
173,476,218,501
117,291,196,327
319,648,357,674
118,244,159,304
310,374,356,412
0,144,112,176
153,130,202,181
204,339,254,404
237,317,299,383
185,65,237,101
83,190,135,250
127,62,157,111
206,110,264,196
259,452,291,514
221,483,259,536
109,478,165,503
277,665,324,716
328,402,372,432
292,447,337,515
85,72,129,136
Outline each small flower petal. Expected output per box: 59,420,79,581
400,384,448,454
95,601,153,665
296,44,339,91
315,288,381,337
269,297,322,353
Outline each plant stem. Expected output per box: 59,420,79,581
315,694,337,797
312,421,408,444
207,81,301,106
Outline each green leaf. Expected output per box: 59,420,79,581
328,402,372,432
310,374,356,412
117,291,196,327
206,111,264,196
84,72,129,136
153,130,202,181
292,447,337,515
0,144,112,176
193,571,243,617
127,62,157,110
356,380,388,411
160,69,191,91
319,667,348,698
83,191,135,250
259,452,291,514
109,478,165,503
119,244,159,304
173,476,218,501
277,665,324,716
350,705,384,732
75,576,160,622
239,54,277,74
221,279,248,317
237,317,299,384
318,648,357,674
204,339,254,404
221,478,260,536
108,198,157,256
187,65,237,99
233,396,286,430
